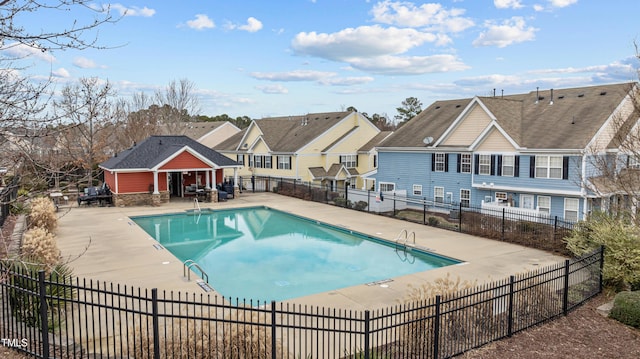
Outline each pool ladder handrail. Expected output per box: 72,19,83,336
394,229,416,263
183,259,209,283
193,198,201,212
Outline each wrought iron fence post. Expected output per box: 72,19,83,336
433,295,441,359
364,310,370,359
599,245,605,293
508,275,515,337
502,208,506,241
459,202,462,232
553,216,558,241
423,198,427,225
38,270,50,359
367,190,370,212
562,259,570,315
151,289,160,359
271,301,277,359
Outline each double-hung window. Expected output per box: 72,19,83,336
564,198,579,222
501,155,515,176
237,154,244,166
413,184,422,196
379,182,395,192
277,156,291,170
253,155,263,168
340,154,357,168
434,153,446,172
434,186,444,203
460,189,470,207
460,154,471,173
537,196,551,215
535,155,563,179
478,155,491,175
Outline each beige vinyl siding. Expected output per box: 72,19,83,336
476,128,516,151
442,105,492,146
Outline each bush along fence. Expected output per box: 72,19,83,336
238,176,575,256
0,247,603,359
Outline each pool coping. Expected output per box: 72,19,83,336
55,193,567,311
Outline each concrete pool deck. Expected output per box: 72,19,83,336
55,193,566,310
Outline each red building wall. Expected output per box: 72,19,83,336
160,151,210,170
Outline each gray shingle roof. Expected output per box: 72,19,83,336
100,135,238,170
214,112,352,153
380,82,637,150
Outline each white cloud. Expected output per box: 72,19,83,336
186,14,215,30
292,25,439,61
548,0,578,8
318,76,375,86
52,68,70,78
473,17,537,48
72,57,102,69
370,1,474,33
237,17,263,32
250,70,337,81
347,54,469,75
494,0,524,9
110,4,156,17
0,42,55,62
255,84,289,94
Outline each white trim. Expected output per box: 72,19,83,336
434,97,491,147
235,121,263,151
468,122,521,151
151,146,218,171
471,183,583,196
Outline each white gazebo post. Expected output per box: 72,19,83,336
206,170,211,189
153,170,159,194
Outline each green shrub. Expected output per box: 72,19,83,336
5,261,75,330
353,201,368,211
609,291,640,329
564,211,640,291
428,216,440,226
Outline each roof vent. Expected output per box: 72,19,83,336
600,91,607,96
538,96,545,101
435,106,441,109
455,104,461,108
578,93,584,97
558,95,565,99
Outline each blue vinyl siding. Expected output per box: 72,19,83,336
377,151,586,220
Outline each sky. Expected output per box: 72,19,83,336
6,0,640,120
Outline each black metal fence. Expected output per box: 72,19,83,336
239,176,575,255
0,177,19,228
0,246,603,358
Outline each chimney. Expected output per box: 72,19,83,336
535,87,539,104
550,89,554,105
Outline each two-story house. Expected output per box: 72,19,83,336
214,111,388,190
375,82,640,221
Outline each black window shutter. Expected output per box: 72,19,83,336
431,153,435,171
271,156,274,169
356,155,359,167
444,153,449,172
562,156,569,180
339,155,343,164
289,156,292,168
497,155,503,176
529,156,536,178
490,155,496,176
456,154,461,173
514,156,520,177
474,154,479,174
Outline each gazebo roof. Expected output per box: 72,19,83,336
100,135,239,170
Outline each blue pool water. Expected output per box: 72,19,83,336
131,207,460,301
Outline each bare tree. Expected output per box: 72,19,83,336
54,77,122,188
154,79,201,134
0,0,121,191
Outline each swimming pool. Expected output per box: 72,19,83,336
131,207,460,301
